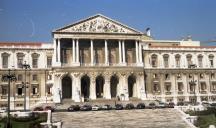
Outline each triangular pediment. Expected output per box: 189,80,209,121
54,14,142,34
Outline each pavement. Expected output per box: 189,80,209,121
52,108,191,128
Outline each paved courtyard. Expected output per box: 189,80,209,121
52,108,191,128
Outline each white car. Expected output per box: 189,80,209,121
92,105,101,111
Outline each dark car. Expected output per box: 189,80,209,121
44,106,55,112
101,104,112,110
177,102,184,106
136,103,145,109
33,106,43,111
67,105,80,112
115,104,123,110
148,102,156,109
166,102,175,108
125,103,135,110
80,105,92,111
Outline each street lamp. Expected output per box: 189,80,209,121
21,61,30,111
188,64,197,104
2,69,17,128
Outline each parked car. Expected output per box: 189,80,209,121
166,102,175,108
67,105,80,112
136,103,145,109
33,106,43,111
92,105,101,111
157,102,166,108
148,102,156,109
101,104,112,110
125,103,135,110
115,104,123,110
44,106,55,112
80,105,92,111
210,103,216,108
177,102,184,106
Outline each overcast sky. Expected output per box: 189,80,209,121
0,0,216,45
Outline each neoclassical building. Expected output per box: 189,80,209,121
0,14,216,109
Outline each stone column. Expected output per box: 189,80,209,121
105,40,108,65
53,38,57,64
91,40,94,65
72,39,75,63
118,40,122,64
57,39,61,63
139,42,143,63
76,39,79,63
122,40,126,64
104,76,111,99
90,76,96,100
121,74,129,101
135,41,139,63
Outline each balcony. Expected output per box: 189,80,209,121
200,90,207,94
165,91,172,95
211,90,216,94
178,91,184,95
1,95,7,99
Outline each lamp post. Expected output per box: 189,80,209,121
21,61,30,111
2,69,17,128
188,64,197,104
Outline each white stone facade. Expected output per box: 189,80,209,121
0,14,215,110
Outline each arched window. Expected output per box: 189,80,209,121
151,54,157,67
2,53,9,68
175,54,181,67
209,54,214,67
186,54,192,67
17,53,25,68
163,54,169,68
32,53,40,68
198,54,203,68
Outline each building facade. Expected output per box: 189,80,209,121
0,14,216,110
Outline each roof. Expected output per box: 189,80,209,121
149,45,216,49
0,42,42,46
53,14,144,35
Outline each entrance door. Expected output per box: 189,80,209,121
96,76,104,98
81,75,90,98
110,75,118,98
62,76,72,99
128,75,136,97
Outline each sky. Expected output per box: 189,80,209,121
0,0,216,45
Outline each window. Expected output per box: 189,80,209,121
2,53,9,68
198,55,203,68
153,74,158,79
151,54,157,67
46,84,53,95
189,84,195,92
153,83,159,92
209,55,214,67
186,54,192,67
32,84,38,95
32,53,39,68
47,74,52,80
165,83,171,92
176,73,182,80
212,83,216,90
201,83,207,91
163,54,169,68
175,54,181,67
211,73,215,79
17,53,24,68
1,85,7,95
32,74,38,81
165,74,170,80
178,83,183,92
189,74,193,79
200,73,205,79
47,56,52,68
17,74,23,81
17,86,23,96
